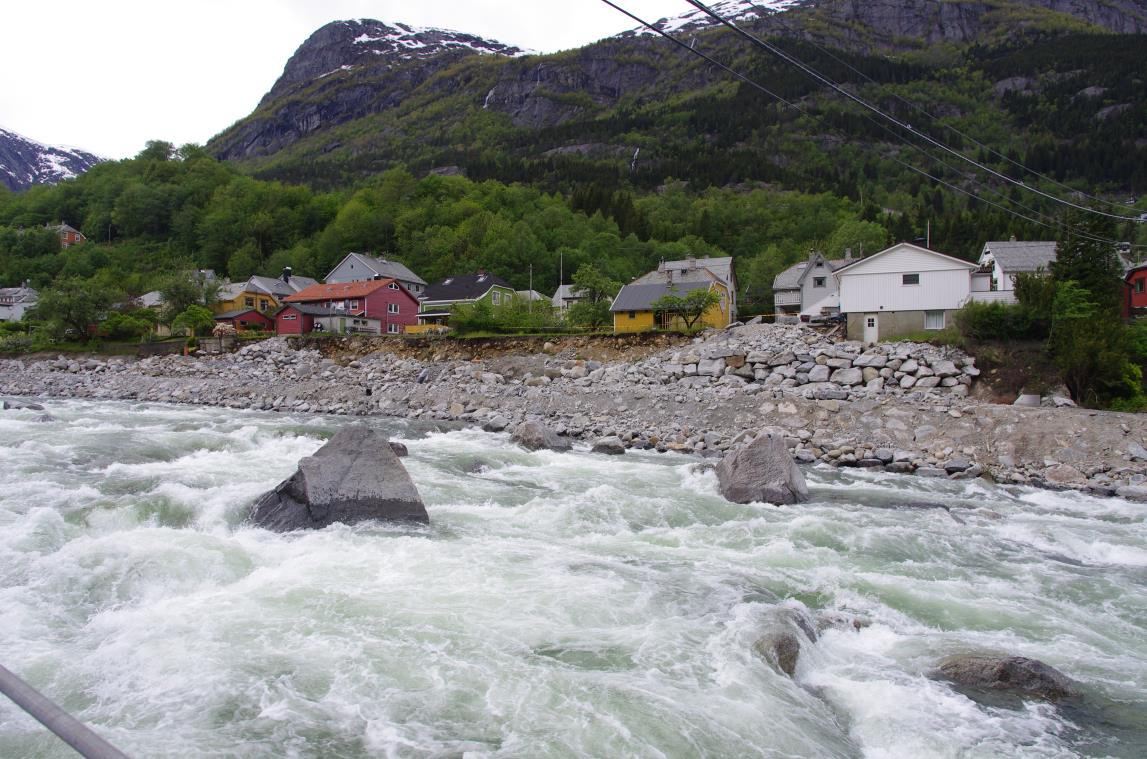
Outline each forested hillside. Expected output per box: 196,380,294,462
0,142,891,312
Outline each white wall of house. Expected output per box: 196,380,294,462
837,244,974,314
800,260,840,316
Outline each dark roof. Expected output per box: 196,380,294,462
215,308,271,320
611,280,711,312
276,304,348,317
422,273,512,302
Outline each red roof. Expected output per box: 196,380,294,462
284,279,404,302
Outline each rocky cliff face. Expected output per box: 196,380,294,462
212,19,526,161
209,1,1147,170
813,0,1147,47
0,127,103,191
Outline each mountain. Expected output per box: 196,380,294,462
208,0,1147,199
216,19,527,160
0,127,104,191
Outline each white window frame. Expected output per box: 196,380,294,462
282,314,297,321
924,310,945,330
813,276,826,288
491,291,501,305
388,303,400,314
388,282,399,290
902,273,920,286
387,323,400,334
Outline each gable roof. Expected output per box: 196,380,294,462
773,253,851,290
329,253,427,286
215,308,273,320
0,286,37,303
422,272,513,302
835,242,977,276
552,284,586,307
610,280,714,312
248,274,318,297
980,240,1057,274
660,256,736,287
284,278,412,303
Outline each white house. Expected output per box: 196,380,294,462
640,256,738,322
0,285,37,322
835,242,978,342
772,250,854,318
324,253,427,297
975,239,1056,302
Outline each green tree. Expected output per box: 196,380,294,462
171,304,215,337
1050,213,1124,314
28,278,117,340
650,287,722,331
1049,280,1142,407
566,263,620,330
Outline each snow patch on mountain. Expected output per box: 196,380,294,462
626,0,806,37
0,126,104,192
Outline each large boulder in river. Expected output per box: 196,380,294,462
512,420,572,452
716,432,808,505
250,426,428,530
936,655,1078,701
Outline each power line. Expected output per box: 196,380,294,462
597,0,1143,250
681,0,1144,223
742,0,1143,215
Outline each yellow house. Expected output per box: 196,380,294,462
611,277,731,333
211,271,318,316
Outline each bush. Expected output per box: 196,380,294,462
953,300,1046,341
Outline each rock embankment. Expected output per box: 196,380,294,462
3,323,1147,497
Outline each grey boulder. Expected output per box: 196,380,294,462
591,436,626,455
716,432,809,505
250,425,428,531
936,655,1078,701
511,420,572,452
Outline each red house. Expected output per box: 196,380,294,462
279,278,420,335
215,308,274,332
1127,263,1147,315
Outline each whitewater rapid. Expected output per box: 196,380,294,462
0,400,1144,758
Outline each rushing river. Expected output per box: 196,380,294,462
0,400,1144,758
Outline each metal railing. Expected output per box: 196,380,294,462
0,664,130,758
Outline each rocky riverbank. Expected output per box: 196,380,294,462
3,323,1146,500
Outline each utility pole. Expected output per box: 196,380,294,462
529,264,533,314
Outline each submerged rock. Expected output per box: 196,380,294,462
250,425,428,530
936,655,1078,701
511,420,572,452
591,435,625,455
716,432,808,505
754,607,818,677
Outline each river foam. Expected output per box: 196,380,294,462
0,400,1144,757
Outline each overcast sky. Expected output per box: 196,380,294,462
0,0,693,159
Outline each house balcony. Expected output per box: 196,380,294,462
967,290,1019,305
773,290,801,307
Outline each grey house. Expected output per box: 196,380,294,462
977,239,1057,299
324,253,428,297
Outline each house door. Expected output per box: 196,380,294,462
863,313,879,343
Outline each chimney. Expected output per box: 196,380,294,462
844,247,852,260
281,266,292,283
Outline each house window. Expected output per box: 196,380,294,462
260,300,269,311
283,314,297,321
387,323,400,334
628,311,636,319
349,300,359,310
902,273,920,285
492,292,501,305
388,282,399,290
388,303,399,314
925,310,945,330
245,297,255,307
813,277,826,288
1136,278,1145,294
866,317,876,328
